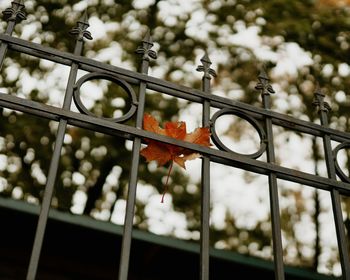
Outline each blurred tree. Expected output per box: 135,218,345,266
0,0,350,276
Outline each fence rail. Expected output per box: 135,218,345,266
0,1,350,280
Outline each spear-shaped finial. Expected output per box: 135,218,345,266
312,82,331,113
258,64,269,81
142,29,153,45
196,52,217,79
314,82,325,97
201,52,211,65
2,0,26,23
255,64,275,96
69,9,93,41
77,9,89,26
135,29,157,61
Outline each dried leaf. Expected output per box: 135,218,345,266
140,114,210,202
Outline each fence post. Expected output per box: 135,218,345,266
196,53,216,280
313,84,350,279
118,30,157,280
0,0,26,69
26,11,92,280
255,67,285,280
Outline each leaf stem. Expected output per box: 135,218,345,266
161,160,173,203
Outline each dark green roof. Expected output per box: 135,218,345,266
0,196,338,280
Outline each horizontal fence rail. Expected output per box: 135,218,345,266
0,1,350,280
1,92,350,195
2,33,350,142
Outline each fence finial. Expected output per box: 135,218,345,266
69,9,93,41
78,9,89,26
2,0,26,23
312,82,331,113
196,52,217,79
258,64,269,81
135,29,157,61
255,64,275,96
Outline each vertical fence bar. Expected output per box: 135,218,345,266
196,53,216,280
0,0,26,69
313,85,350,279
256,68,285,280
26,12,92,280
312,137,321,271
118,31,156,280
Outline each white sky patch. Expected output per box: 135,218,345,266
79,81,104,109
0,155,7,171
225,23,312,78
18,71,38,96
72,172,86,185
184,159,202,183
132,0,155,9
106,165,122,186
31,162,47,185
272,43,313,78
72,0,88,11
144,194,189,237
229,24,262,50
5,65,20,83
338,62,350,77
294,213,316,245
211,203,227,230
88,17,106,40
136,183,158,205
47,88,63,107
179,103,202,132
185,9,216,41
20,22,41,41
322,64,334,77
210,165,270,230
94,43,123,64
0,1,11,10
0,178,8,192
64,133,72,145
39,59,55,70
12,186,23,200
71,190,88,214
158,0,200,18
111,199,126,225
225,23,278,62
274,132,314,173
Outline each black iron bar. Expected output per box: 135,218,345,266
118,31,155,280
26,119,68,280
26,13,91,280
197,53,214,280
313,86,350,279
256,68,285,280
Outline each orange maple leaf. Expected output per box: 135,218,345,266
140,114,210,202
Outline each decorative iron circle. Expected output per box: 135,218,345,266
210,108,267,159
333,142,350,183
73,72,137,123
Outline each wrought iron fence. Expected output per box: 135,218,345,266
0,1,350,280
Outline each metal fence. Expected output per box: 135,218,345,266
0,1,350,280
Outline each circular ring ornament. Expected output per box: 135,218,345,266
73,72,137,123
210,108,267,159
333,142,350,183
